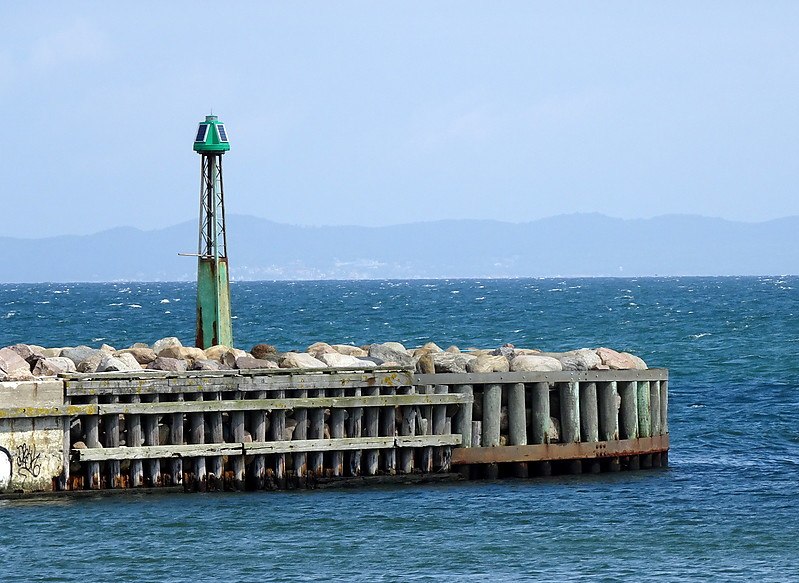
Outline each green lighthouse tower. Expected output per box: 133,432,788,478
193,114,233,349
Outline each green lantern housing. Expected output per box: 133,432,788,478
193,114,233,349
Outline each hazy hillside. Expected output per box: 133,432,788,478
1,214,797,282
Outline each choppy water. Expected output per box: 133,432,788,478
1,277,798,581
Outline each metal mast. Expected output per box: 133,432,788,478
192,115,233,348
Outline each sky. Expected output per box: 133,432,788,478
2,2,799,238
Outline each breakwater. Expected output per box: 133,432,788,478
0,339,667,493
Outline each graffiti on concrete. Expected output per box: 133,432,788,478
0,447,11,489
15,443,42,484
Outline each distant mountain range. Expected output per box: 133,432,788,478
2,213,797,282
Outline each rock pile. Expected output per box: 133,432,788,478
0,339,648,381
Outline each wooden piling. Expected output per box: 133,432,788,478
618,381,639,440
272,389,287,487
453,384,474,449
529,382,551,476
170,394,184,487
208,392,224,489
420,385,434,473
399,386,417,474
308,388,326,478
230,390,245,490
250,390,267,489
659,380,669,435
483,383,502,479
579,382,600,474
507,383,528,477
433,385,449,471
347,387,363,476
104,395,121,488
143,394,161,486
597,382,620,472
85,396,100,489
559,382,581,474
294,389,308,485
380,386,397,475
330,388,346,477
129,394,144,487
364,387,380,476
649,381,661,437
189,393,205,490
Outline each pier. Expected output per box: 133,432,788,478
0,366,668,494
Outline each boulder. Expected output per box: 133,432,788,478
152,337,182,355
306,342,336,358
8,343,44,364
509,355,562,372
77,351,105,373
445,345,461,353
467,355,510,373
251,344,277,359
130,342,150,349
0,348,34,380
99,344,116,354
624,353,648,370
61,346,99,366
278,352,326,369
331,344,368,357
420,342,444,354
558,349,602,371
368,343,414,367
191,359,228,371
41,348,62,358
490,343,516,359
205,345,238,367
432,352,477,374
415,353,435,374
235,356,279,370
548,417,561,442
318,352,376,368
32,356,76,376
115,347,157,365
595,347,647,370
180,347,206,362
149,357,187,372
97,354,140,373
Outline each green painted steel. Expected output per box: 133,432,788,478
193,115,231,153
194,113,233,349
196,258,232,348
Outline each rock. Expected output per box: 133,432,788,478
624,353,648,370
490,343,516,359
235,356,279,370
179,347,206,362
445,345,461,353
432,352,477,374
415,353,435,374
513,348,542,356
243,430,252,443
130,342,150,349
420,342,444,353
97,354,141,373
191,359,227,371
368,343,414,367
77,351,105,373
331,344,368,357
548,417,561,442
251,344,277,359
149,357,187,372
99,344,116,354
205,345,238,367
230,348,248,360
32,357,76,376
509,355,562,372
156,346,183,360
596,348,646,370
41,348,62,358
306,342,336,359
278,352,326,369
152,337,182,355
557,349,602,371
116,353,144,371
115,347,157,365
73,441,87,450
8,343,44,364
61,346,99,366
466,355,510,373
318,352,376,368
0,348,34,381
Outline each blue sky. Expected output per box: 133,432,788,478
3,2,798,237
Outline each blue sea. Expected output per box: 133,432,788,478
1,277,798,581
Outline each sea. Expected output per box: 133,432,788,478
1,277,797,581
